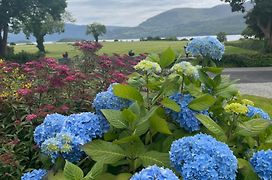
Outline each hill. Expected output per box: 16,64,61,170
8,3,250,42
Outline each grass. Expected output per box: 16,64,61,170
243,95,272,116
13,41,256,59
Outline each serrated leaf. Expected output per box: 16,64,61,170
113,84,143,103
150,114,171,135
83,140,127,164
159,47,176,68
195,114,227,142
161,97,180,112
84,162,104,180
64,161,84,180
101,109,127,129
236,119,272,137
188,94,216,111
139,151,170,168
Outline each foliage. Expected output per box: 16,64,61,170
5,50,43,64
217,53,272,67
0,47,144,178
2,39,272,179
15,42,272,180
222,0,272,52
225,39,265,52
0,0,33,56
217,32,227,42
86,23,107,42
22,0,67,53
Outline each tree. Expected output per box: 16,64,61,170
217,32,227,42
0,0,33,57
86,23,107,42
22,0,67,53
222,0,272,51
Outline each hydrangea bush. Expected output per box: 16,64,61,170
17,42,272,180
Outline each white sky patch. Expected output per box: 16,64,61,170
67,0,225,26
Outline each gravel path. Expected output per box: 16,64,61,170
235,83,272,98
222,67,272,98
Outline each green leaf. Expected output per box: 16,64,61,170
83,140,127,164
84,162,104,180
47,171,66,180
159,47,176,68
113,84,143,103
186,84,203,98
195,114,227,142
265,134,272,144
64,161,84,180
134,106,159,136
150,114,171,135
122,109,137,123
139,151,170,168
202,67,223,74
236,119,272,137
146,53,160,63
238,158,259,180
161,97,180,112
188,94,216,111
113,135,138,145
101,110,127,129
199,70,214,88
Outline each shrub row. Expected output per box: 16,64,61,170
216,53,272,67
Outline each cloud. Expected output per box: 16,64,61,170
67,0,225,26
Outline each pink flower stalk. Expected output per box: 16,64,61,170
17,89,32,96
26,114,38,122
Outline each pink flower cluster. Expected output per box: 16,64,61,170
74,41,103,53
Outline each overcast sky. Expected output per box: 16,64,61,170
67,0,225,26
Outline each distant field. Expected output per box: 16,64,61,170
13,41,257,59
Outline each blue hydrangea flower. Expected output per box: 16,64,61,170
130,165,179,180
186,37,225,60
34,112,108,162
93,83,131,116
34,113,67,146
21,169,47,180
166,93,208,132
170,134,238,180
63,112,104,143
247,106,271,120
250,150,272,180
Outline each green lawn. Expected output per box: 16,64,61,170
243,95,272,116
14,41,257,59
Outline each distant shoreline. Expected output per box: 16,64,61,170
13,35,242,45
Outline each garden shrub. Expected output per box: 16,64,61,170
5,50,43,64
16,37,272,180
225,39,265,52
217,53,272,67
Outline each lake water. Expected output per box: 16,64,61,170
16,35,242,45
101,35,242,42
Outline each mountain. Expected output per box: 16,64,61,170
8,3,251,42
